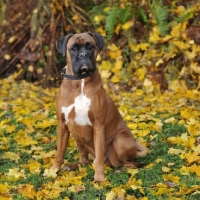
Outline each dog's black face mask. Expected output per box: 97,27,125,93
56,32,104,78
69,41,96,76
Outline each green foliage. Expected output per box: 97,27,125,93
175,4,197,23
0,0,6,29
118,6,133,24
135,6,148,24
105,6,118,40
150,0,169,36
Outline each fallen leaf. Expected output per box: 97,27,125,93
162,174,180,183
0,183,10,194
162,166,171,173
21,184,37,199
7,168,25,179
3,152,20,163
68,185,85,193
185,151,200,164
106,191,116,200
43,168,57,178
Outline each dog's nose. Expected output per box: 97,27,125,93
79,51,86,58
81,65,88,71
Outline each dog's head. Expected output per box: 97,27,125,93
56,32,104,77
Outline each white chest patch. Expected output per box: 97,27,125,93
62,79,92,126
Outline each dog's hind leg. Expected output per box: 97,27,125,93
112,131,138,168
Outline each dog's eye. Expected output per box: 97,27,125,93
70,46,77,52
88,45,94,51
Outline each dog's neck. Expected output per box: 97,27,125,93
62,68,101,93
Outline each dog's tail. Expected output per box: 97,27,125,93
136,142,149,157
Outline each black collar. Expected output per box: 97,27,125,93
61,68,91,80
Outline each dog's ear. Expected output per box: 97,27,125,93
87,32,104,52
56,34,73,56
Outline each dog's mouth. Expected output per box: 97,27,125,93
80,65,88,75
75,65,94,76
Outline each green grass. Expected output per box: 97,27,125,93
0,84,200,200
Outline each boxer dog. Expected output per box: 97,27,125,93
52,32,148,182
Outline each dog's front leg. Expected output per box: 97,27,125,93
93,124,105,182
52,123,70,170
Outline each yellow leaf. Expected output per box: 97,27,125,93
173,41,190,50
168,148,185,155
155,158,162,163
3,152,20,163
149,26,161,43
8,36,16,43
171,23,182,38
192,144,200,152
162,174,180,183
185,151,200,164
21,184,37,199
162,166,171,172
188,164,200,176
68,185,85,193
26,160,41,174
126,168,138,178
25,124,35,133
107,43,119,51
5,124,16,133
43,168,58,178
104,7,110,12
124,115,132,121
155,119,163,131
4,54,11,60
100,70,111,80
167,133,195,148
16,136,38,147
164,117,176,123
7,168,25,179
184,50,196,60
127,123,137,130
107,44,122,59
188,124,200,136
72,14,79,21
99,61,112,71
179,166,190,175
145,163,155,169
112,59,123,73
96,27,106,37
151,187,174,195
134,67,146,81
129,43,140,52
115,24,121,35
94,15,105,24
136,130,150,137
143,78,153,87
122,21,132,30
139,43,150,51
135,89,144,96
110,75,120,83
130,185,142,190
106,191,116,200
0,183,10,194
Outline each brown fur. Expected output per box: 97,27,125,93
52,33,148,182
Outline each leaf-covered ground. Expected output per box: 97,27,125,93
0,71,200,200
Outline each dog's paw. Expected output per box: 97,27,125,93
60,163,80,172
51,163,61,171
94,172,104,182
